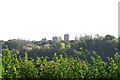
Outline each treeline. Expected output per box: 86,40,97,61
1,34,119,62
1,48,120,79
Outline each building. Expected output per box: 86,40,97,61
41,38,47,42
64,34,69,41
52,36,58,41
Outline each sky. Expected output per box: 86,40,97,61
0,0,119,41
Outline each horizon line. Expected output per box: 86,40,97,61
0,33,118,41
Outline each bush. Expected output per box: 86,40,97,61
1,48,120,79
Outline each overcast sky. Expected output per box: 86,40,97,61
0,0,119,41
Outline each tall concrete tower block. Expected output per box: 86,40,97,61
52,36,58,41
64,34,69,41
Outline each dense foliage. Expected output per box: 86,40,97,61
0,34,120,79
1,34,119,62
1,48,120,79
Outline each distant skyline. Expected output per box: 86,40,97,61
0,0,119,41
